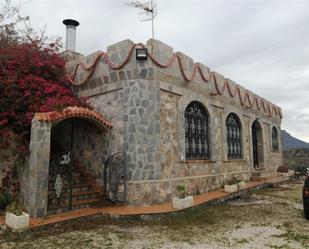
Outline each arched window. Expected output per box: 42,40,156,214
185,101,209,160
226,113,242,159
272,127,279,151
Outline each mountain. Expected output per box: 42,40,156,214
281,130,309,150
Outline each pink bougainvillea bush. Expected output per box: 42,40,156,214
0,40,90,207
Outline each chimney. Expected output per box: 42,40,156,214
63,19,79,52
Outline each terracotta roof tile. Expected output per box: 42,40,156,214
35,106,112,129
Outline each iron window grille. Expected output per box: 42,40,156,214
226,113,242,159
185,101,209,160
272,127,279,151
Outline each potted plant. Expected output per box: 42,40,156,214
234,176,246,188
5,201,29,229
172,185,193,209
224,177,240,193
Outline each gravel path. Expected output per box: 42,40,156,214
1,182,308,249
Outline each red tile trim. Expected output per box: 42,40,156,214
34,106,112,128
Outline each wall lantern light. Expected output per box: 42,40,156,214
136,48,148,61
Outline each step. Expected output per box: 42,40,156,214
68,183,92,188
47,183,93,194
72,175,92,180
48,190,101,200
251,171,280,181
49,177,96,189
47,165,102,214
47,197,101,211
49,174,91,181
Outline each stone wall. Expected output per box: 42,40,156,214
90,86,124,155
122,80,161,181
160,89,180,179
21,119,51,217
124,85,250,205
123,79,282,205
63,38,283,206
127,170,249,205
73,121,107,183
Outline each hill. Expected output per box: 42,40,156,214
283,147,309,169
281,130,309,150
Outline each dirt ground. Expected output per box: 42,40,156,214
0,181,308,249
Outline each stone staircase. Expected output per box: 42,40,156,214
250,168,282,181
47,164,103,215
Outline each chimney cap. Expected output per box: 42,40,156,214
63,19,79,27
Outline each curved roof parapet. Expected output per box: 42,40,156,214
34,106,112,129
64,39,282,119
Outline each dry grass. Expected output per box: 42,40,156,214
0,182,308,249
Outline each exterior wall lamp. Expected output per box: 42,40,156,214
136,48,148,60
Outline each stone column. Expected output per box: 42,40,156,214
123,79,161,181
24,118,51,217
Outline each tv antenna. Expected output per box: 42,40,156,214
127,0,158,40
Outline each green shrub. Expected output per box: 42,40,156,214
277,165,289,173
294,165,309,180
5,201,24,216
225,177,240,185
176,185,187,199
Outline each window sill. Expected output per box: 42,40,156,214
180,160,216,163
223,159,246,163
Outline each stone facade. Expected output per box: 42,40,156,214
25,38,283,215
123,80,161,181
63,38,283,206
21,119,52,217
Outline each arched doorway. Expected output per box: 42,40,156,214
252,120,264,169
48,117,107,215
24,106,115,217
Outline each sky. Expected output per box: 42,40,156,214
11,0,309,142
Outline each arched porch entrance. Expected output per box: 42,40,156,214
23,107,117,217
48,117,108,215
252,120,264,169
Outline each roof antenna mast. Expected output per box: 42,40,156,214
127,0,158,41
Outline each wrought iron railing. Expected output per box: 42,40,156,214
102,151,127,204
48,151,73,211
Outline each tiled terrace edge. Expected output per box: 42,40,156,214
0,177,289,229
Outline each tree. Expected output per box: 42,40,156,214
0,41,90,147
0,1,90,207
0,0,25,47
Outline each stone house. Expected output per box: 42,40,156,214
21,38,283,217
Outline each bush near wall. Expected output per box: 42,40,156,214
277,165,289,173
0,41,91,209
